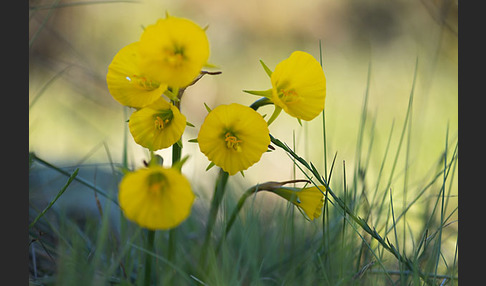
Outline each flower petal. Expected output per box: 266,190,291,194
106,42,167,108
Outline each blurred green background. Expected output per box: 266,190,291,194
29,0,457,234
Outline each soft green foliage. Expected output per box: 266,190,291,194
28,82,458,284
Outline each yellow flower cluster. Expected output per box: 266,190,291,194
197,51,327,219
106,14,211,230
107,13,327,230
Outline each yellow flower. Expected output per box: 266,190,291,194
198,103,270,176
106,42,167,108
271,51,326,121
118,165,195,230
269,186,325,220
138,15,210,89
128,98,186,151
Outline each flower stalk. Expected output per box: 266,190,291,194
215,179,311,255
168,98,182,266
199,169,229,267
143,229,155,286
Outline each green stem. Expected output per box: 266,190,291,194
200,169,229,266
144,230,155,286
215,179,308,255
249,97,273,111
269,134,453,285
215,186,256,254
168,99,183,267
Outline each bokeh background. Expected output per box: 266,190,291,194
29,0,457,251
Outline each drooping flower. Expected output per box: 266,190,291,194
138,15,210,89
198,103,270,176
128,97,186,151
106,42,167,108
267,185,325,220
118,165,195,230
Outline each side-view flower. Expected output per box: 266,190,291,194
266,185,325,221
245,51,326,125
271,51,326,121
106,42,167,108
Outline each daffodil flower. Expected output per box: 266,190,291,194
269,185,325,220
138,15,210,89
118,165,195,230
245,51,326,124
197,103,270,176
107,42,167,108
128,98,186,151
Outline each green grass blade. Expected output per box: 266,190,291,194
29,0,62,48
29,168,79,229
375,57,418,227
31,153,118,205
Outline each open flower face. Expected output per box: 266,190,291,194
138,16,210,89
107,42,167,108
198,103,270,176
128,98,186,151
118,166,195,230
270,51,326,121
270,186,325,220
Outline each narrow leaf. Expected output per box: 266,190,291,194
206,162,215,171
260,60,273,77
29,168,79,229
204,102,212,113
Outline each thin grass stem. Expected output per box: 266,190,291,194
433,125,449,283
270,134,438,284
29,168,79,229
200,169,229,268
375,57,418,227
31,154,118,205
29,0,62,48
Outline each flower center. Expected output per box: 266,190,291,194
127,75,161,91
278,88,300,104
164,46,185,68
225,132,242,152
147,172,168,195
154,116,170,130
153,110,174,131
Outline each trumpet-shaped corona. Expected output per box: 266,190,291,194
198,103,270,175
269,186,325,220
106,42,167,108
128,98,186,151
270,51,326,121
118,166,195,230
138,15,210,88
